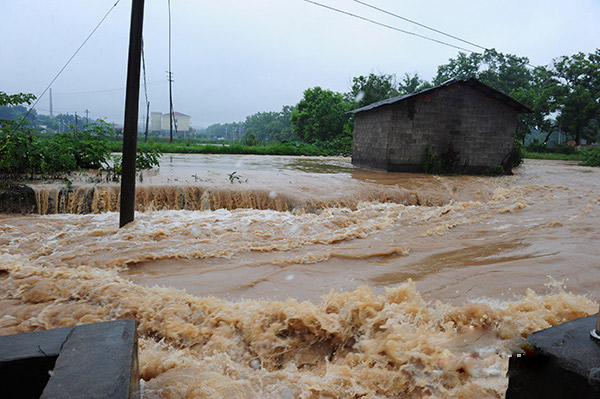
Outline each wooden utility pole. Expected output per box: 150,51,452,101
120,0,145,228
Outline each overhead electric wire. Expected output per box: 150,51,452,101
350,0,488,51
11,0,121,134
303,0,475,53
54,80,162,96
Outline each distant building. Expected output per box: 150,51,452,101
150,111,192,137
151,112,162,133
349,78,532,174
162,112,191,135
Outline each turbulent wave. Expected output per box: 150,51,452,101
0,254,595,399
3,159,599,398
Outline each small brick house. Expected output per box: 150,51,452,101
350,78,532,174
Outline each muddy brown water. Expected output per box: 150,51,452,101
1,155,598,398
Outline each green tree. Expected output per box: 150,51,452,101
510,66,558,141
434,49,532,94
549,50,600,144
347,73,399,108
244,106,295,142
433,51,482,85
398,72,432,95
0,92,37,175
290,87,352,143
434,49,544,141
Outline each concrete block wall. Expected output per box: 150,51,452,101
352,106,392,170
352,84,519,173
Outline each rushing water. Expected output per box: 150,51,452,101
1,155,599,398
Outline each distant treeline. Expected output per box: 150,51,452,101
194,48,599,153
2,48,599,169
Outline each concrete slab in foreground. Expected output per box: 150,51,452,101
506,313,600,399
0,319,139,399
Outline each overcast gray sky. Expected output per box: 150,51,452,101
2,0,599,127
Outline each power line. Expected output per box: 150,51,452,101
349,0,487,51
54,80,163,96
11,0,122,134
303,0,475,53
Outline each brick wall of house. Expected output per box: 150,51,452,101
352,84,518,174
351,106,392,170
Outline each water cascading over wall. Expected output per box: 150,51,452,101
32,184,442,215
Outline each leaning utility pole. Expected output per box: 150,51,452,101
119,0,145,228
144,101,150,143
49,88,53,117
168,0,174,143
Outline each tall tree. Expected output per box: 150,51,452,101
347,73,399,108
434,49,532,95
549,50,600,144
291,87,352,143
398,72,432,95
244,106,295,142
434,49,547,141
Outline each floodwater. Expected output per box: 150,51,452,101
1,155,599,398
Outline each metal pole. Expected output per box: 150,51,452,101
119,0,145,228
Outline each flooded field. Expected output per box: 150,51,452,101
1,155,599,398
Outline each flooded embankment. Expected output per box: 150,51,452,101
1,155,599,398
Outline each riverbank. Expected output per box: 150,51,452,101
106,140,349,157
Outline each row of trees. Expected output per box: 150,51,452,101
289,49,599,150
0,92,161,178
3,49,598,159
433,49,600,145
199,49,597,154
0,102,99,134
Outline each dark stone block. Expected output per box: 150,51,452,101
0,319,139,399
506,314,600,399
0,183,37,214
0,325,74,362
41,319,139,399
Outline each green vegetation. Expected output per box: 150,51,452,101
578,147,600,166
2,49,598,174
101,143,162,182
0,91,161,180
106,140,344,157
290,87,353,151
524,152,586,161
483,165,505,176
422,142,462,174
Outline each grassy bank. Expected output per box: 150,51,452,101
524,152,586,161
106,141,348,157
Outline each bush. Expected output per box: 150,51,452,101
525,139,578,155
483,165,505,176
0,119,115,178
422,142,460,174
505,139,525,170
579,147,600,167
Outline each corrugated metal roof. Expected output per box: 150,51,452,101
347,77,533,114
